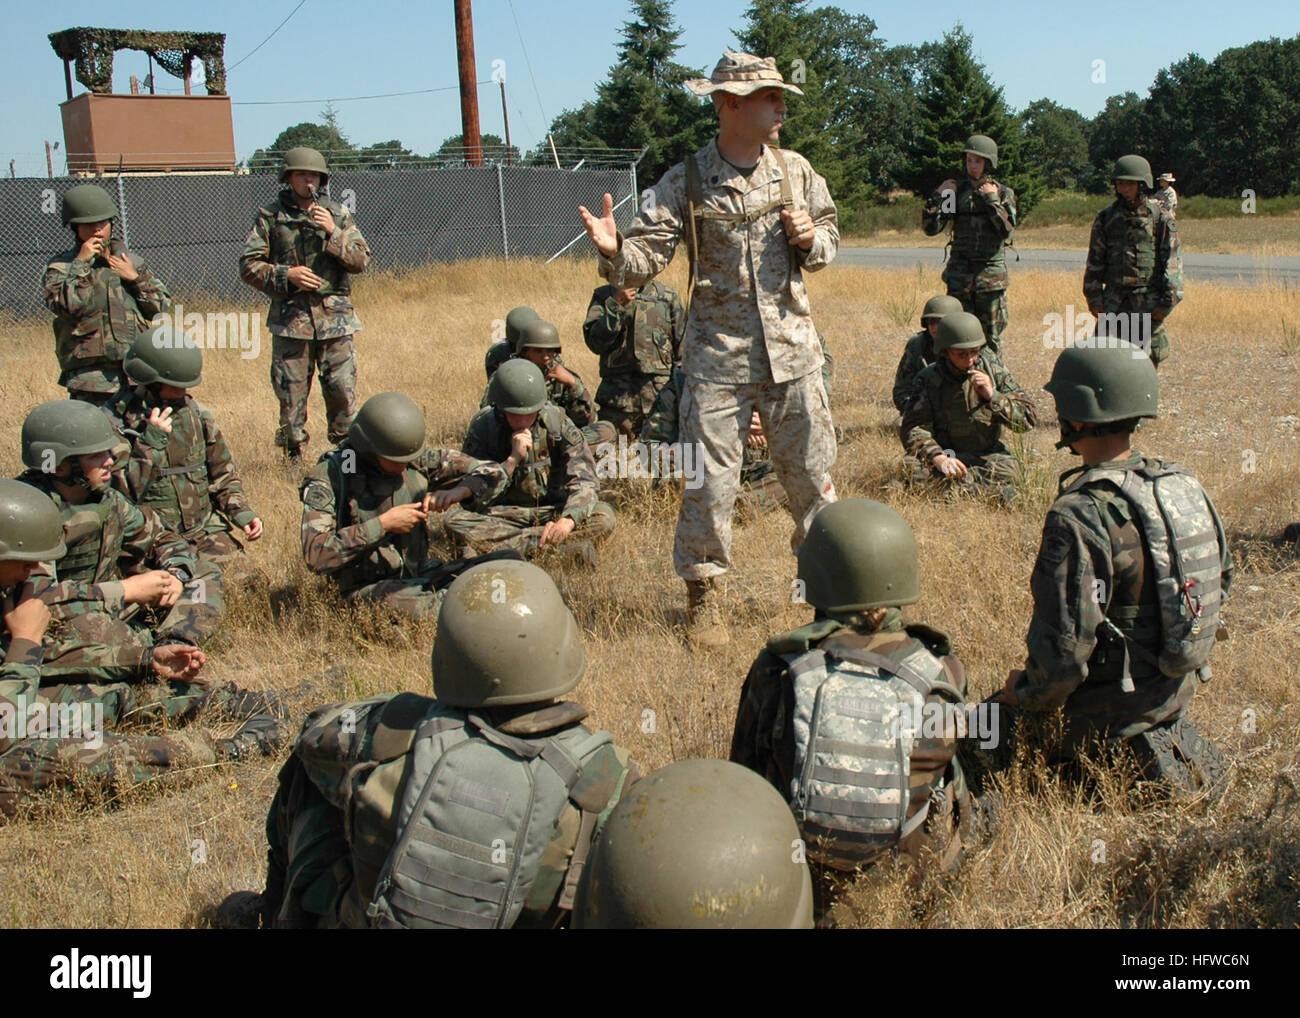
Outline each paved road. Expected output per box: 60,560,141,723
836,246,1300,285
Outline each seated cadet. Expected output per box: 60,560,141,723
992,340,1233,795
900,311,1037,503
572,759,813,929
892,294,963,413
582,279,684,438
235,560,638,929
0,479,283,817
106,327,262,577
483,319,617,449
446,360,616,568
484,305,539,382
17,400,223,687
300,391,518,618
731,499,994,876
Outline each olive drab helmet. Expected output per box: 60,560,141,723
505,306,540,350
431,559,585,707
920,294,963,327
279,146,331,186
123,326,203,388
519,319,562,351
21,400,119,471
798,499,920,614
347,392,427,463
61,184,119,226
963,134,998,170
1111,154,1154,190
1045,339,1158,424
0,480,67,563
488,359,547,414
572,759,815,929
934,311,987,352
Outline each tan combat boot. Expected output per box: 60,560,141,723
685,578,731,648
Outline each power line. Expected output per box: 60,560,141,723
234,81,496,106
227,0,310,72
507,0,549,131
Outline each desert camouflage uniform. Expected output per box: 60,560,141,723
300,442,510,618
922,178,1016,357
43,246,173,400
15,469,221,683
444,405,616,557
582,280,684,438
901,354,1037,496
1084,197,1183,366
1008,452,1233,755
240,190,370,449
105,385,257,572
598,139,838,579
261,692,637,928
892,330,938,414
481,356,614,449
731,611,974,871
1151,185,1178,218
0,587,283,817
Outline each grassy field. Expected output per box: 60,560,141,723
1,255,1298,928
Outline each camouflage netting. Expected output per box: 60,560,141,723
48,28,227,96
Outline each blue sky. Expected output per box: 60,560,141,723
2,0,1296,175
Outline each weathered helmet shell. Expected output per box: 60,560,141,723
505,306,540,349
124,326,203,388
1045,339,1158,423
61,184,119,226
488,359,547,414
21,400,119,470
1111,154,1153,190
934,311,987,352
0,480,67,562
921,294,963,326
348,392,427,463
572,759,815,929
432,559,585,707
798,499,920,613
280,146,331,186
963,134,998,169
519,319,562,351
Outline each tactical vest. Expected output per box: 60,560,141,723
948,179,1011,264
366,706,622,929
1069,459,1225,686
779,640,964,870
1102,201,1158,292
50,253,148,378
138,400,211,537
492,405,568,508
923,359,1001,454
268,194,352,297
598,282,677,378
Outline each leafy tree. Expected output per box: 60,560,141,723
432,133,521,166
247,112,357,174
1087,91,1149,193
1021,99,1093,191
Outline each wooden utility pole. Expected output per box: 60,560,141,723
500,80,512,166
454,0,483,166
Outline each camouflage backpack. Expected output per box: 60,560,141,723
365,704,625,929
780,643,965,868
1067,459,1227,685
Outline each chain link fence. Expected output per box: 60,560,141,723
0,162,637,319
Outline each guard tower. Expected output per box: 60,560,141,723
49,27,236,174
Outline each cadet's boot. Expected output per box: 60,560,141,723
551,538,598,570
1283,522,1300,549
217,715,285,762
1128,717,1229,801
224,686,289,722
214,890,266,930
684,578,730,648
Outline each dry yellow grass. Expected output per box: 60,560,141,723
1,254,1298,929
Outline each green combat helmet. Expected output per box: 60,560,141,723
1111,154,1153,190
61,184,119,226
934,311,987,352
488,359,547,414
432,559,585,706
279,146,331,186
519,319,562,350
0,479,67,562
505,306,540,349
963,134,999,170
572,759,815,929
123,326,203,388
348,392,427,463
798,499,920,614
21,400,119,472
921,294,963,326
1044,339,1156,448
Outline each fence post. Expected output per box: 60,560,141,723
497,163,509,262
630,161,637,223
116,172,131,249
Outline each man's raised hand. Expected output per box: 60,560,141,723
578,193,619,258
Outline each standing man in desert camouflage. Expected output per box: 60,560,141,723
579,51,838,647
240,147,371,461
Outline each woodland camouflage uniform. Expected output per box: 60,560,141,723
480,357,612,448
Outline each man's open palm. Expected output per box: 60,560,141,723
578,193,619,258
